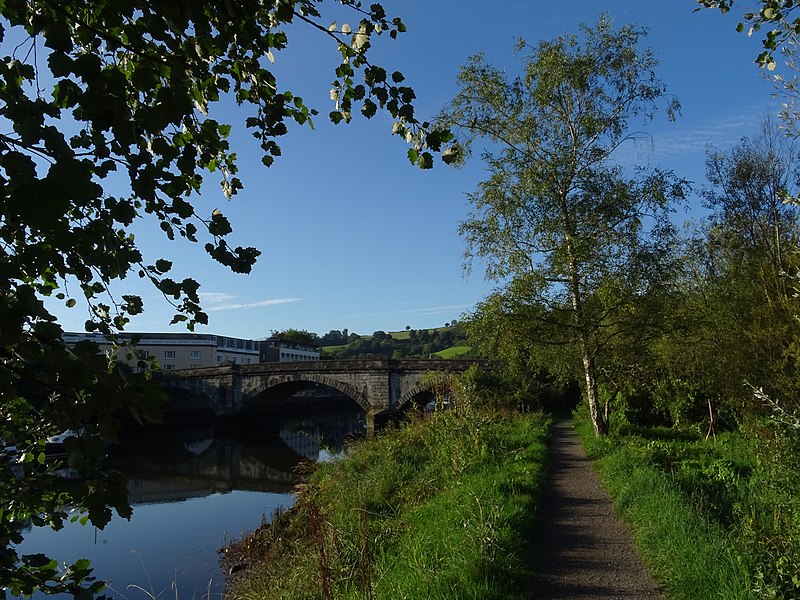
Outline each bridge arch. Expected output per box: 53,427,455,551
241,374,370,414
395,372,458,413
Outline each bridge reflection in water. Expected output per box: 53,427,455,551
112,396,366,503
18,399,365,600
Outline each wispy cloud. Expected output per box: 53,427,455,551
652,117,761,159
199,292,235,305
199,293,302,312
615,109,767,167
346,304,473,318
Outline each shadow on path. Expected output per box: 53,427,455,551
531,420,665,599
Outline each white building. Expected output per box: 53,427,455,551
259,335,320,362
63,332,260,370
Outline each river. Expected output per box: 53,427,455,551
14,402,366,599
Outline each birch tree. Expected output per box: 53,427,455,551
442,16,687,436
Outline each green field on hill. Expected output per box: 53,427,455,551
319,325,468,359
435,345,471,358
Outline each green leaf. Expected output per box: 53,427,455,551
154,259,173,273
417,152,433,169
441,145,461,165
43,21,73,52
361,98,377,118
208,212,233,236
48,52,73,77
23,554,58,569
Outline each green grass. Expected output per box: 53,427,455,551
320,345,345,355
321,340,471,359
225,409,551,599
434,345,471,358
575,409,800,600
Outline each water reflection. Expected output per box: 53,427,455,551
15,402,365,599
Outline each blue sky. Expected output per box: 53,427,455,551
48,1,780,339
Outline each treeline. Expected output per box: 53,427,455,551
272,325,470,359
321,325,469,359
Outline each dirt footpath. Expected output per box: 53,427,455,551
532,420,666,599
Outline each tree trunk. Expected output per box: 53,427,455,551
582,346,607,437
563,221,608,437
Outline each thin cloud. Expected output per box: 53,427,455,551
616,109,767,166
199,292,236,305
346,304,473,318
199,293,303,312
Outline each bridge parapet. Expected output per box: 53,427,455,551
156,358,484,417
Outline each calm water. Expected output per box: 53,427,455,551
15,404,366,599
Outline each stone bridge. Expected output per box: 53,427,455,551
156,358,481,432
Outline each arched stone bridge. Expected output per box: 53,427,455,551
156,358,482,432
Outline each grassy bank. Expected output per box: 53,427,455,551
575,409,800,600
225,409,550,599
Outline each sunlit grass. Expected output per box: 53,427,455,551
574,408,800,600
435,345,471,358
320,345,345,355
225,409,550,599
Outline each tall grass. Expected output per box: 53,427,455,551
576,408,800,599
225,409,550,599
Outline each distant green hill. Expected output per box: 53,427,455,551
435,346,471,359
320,325,469,360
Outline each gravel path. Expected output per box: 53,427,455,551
532,420,666,599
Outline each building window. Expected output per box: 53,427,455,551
216,355,222,363
246,358,251,364
190,363,202,368
190,350,202,359
164,364,175,370
164,350,176,359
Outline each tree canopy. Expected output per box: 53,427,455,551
697,0,798,68
698,0,800,132
0,0,453,595
273,328,318,347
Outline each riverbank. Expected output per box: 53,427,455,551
223,409,551,599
